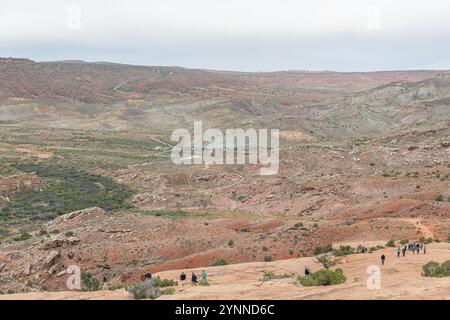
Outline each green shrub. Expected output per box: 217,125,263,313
3,162,134,223
228,239,234,247
369,245,385,253
333,246,355,257
422,261,450,277
0,227,10,237
447,235,450,243
144,210,208,218
314,247,322,255
65,231,75,237
422,260,450,277
400,239,409,245
317,255,336,268
314,244,333,255
436,194,444,202
386,239,396,247
162,287,176,295
127,282,148,299
81,272,100,291
261,271,293,282
441,261,450,274
127,282,161,300
210,258,227,266
151,276,178,288
298,268,346,286
13,232,32,242
38,229,50,237
264,256,273,262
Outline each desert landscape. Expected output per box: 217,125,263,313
0,58,449,299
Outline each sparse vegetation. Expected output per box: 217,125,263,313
294,222,303,228
0,227,10,237
3,162,134,223
422,261,450,277
81,272,100,291
419,237,434,244
161,287,176,295
314,244,333,255
230,193,247,202
333,245,355,257
369,245,385,253
210,258,228,266
386,239,396,247
228,239,234,247
317,255,337,268
264,256,273,262
435,194,444,202
261,271,293,282
13,232,32,241
144,210,209,218
151,276,178,288
127,282,161,300
298,268,346,286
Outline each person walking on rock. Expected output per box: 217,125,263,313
397,247,401,258
381,254,386,266
201,270,207,282
191,272,198,286
180,272,186,286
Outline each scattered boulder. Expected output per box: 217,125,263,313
42,250,61,270
40,235,80,250
44,207,109,229
40,236,65,250
66,237,80,246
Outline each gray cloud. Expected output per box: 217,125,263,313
1,0,450,71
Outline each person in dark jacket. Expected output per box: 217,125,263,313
191,272,198,286
180,272,187,286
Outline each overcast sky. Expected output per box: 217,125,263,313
1,0,450,71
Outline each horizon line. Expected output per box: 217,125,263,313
1,56,446,75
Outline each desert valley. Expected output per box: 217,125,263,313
0,57,449,299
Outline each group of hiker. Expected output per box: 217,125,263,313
179,270,207,286
381,241,427,265
396,242,427,258
140,240,430,285
141,270,207,287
